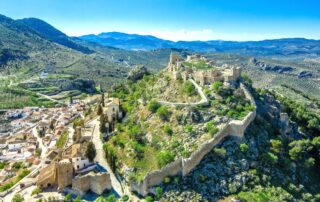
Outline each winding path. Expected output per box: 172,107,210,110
158,79,209,107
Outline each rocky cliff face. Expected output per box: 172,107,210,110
127,65,149,81
256,92,300,139
249,57,293,73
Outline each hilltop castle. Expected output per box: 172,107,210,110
167,53,241,86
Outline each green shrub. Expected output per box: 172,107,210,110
12,194,24,202
163,125,173,135
56,131,68,148
213,147,227,158
156,106,170,121
174,176,180,184
128,124,141,139
147,100,161,113
270,139,282,154
209,127,219,137
212,81,223,92
240,143,249,153
199,174,207,183
184,125,193,133
0,161,6,169
157,151,175,167
262,152,278,165
164,177,171,184
144,196,154,202
184,81,196,95
121,195,129,201
155,187,163,199
304,157,315,168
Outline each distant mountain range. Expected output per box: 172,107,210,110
0,14,173,86
80,32,320,55
1,12,320,87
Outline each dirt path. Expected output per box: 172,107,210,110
158,78,209,107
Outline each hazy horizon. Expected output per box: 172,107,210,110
1,0,320,41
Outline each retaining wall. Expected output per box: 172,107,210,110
131,83,256,196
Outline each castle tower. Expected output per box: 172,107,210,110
56,159,74,190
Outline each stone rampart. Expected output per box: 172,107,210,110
130,158,182,196
131,83,256,196
72,172,112,196
182,125,229,176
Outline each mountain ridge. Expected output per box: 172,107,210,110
79,31,320,55
17,18,93,54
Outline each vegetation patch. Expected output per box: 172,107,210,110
106,72,253,181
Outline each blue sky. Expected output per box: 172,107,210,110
1,0,320,41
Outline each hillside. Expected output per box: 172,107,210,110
18,18,93,54
105,55,255,193
0,14,132,108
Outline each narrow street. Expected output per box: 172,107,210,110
90,118,141,201
90,118,124,196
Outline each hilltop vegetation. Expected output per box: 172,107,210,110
105,72,253,181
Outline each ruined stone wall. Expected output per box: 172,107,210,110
182,125,229,176
130,158,182,196
228,83,256,138
72,172,112,196
90,173,112,195
133,83,257,196
72,175,90,196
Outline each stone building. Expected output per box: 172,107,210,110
37,159,73,190
167,53,241,86
37,143,89,189
102,97,123,132
56,159,74,189
62,144,90,171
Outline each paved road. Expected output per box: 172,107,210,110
36,92,65,105
32,126,48,159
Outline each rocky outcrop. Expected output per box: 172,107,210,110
298,70,312,78
257,93,300,139
127,65,149,81
249,57,293,73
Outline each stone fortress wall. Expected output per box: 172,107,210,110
131,83,257,196
72,172,112,196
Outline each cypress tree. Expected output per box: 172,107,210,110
99,114,106,133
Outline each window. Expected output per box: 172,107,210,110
77,165,79,169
